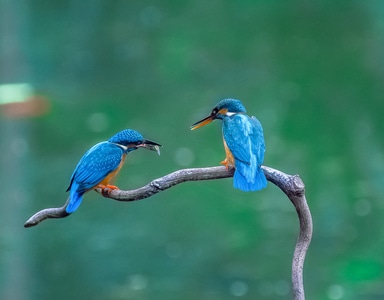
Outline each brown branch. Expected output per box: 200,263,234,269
24,165,312,300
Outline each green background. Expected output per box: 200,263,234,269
1,1,384,299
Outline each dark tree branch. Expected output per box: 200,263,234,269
24,165,312,300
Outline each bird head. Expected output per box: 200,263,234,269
190,98,246,130
108,129,162,155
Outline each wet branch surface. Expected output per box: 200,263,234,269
24,165,312,300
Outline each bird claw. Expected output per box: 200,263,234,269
220,159,230,170
96,184,119,196
220,158,235,171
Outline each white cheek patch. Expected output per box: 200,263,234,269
225,112,236,116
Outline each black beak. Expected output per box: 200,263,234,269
190,113,216,130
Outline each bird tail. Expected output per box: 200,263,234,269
66,183,84,213
233,163,267,192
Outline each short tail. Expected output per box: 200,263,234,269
66,183,85,213
233,166,267,192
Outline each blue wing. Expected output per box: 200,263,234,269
222,114,267,191
65,142,124,213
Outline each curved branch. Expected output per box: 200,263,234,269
262,166,312,300
24,165,312,300
24,198,70,228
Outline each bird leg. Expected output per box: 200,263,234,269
220,139,235,170
220,158,230,169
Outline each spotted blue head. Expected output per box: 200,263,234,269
108,129,162,154
191,98,246,129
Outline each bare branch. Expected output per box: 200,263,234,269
262,166,312,300
23,198,70,228
24,165,312,300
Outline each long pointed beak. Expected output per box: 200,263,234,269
139,139,162,155
190,114,215,130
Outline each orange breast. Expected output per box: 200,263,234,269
223,138,235,166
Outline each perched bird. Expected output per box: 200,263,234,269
65,129,161,213
191,98,267,191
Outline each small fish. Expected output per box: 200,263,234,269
145,144,161,155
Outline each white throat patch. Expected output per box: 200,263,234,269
111,143,128,151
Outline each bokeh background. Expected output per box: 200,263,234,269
1,1,384,299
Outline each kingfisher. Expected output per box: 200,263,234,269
191,98,267,191
65,129,161,214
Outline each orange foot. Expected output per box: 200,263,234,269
96,184,119,196
220,158,230,170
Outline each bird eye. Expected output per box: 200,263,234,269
212,108,219,115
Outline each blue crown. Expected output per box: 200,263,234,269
215,98,246,113
108,129,144,145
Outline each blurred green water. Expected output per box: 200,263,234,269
1,1,384,299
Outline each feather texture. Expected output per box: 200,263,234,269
65,142,125,213
222,114,266,191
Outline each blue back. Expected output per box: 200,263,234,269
222,114,267,191
65,129,148,213
65,142,125,213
